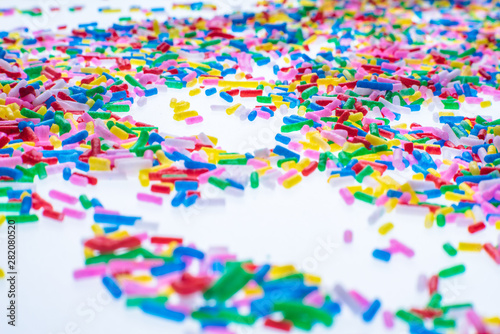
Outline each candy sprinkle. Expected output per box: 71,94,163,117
0,0,499,333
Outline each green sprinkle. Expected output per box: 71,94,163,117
443,243,457,257
208,176,230,190
6,214,39,223
438,264,465,278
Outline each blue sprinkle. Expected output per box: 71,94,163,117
102,276,122,298
173,246,204,260
372,249,391,262
172,191,186,207
220,91,233,103
205,87,217,96
362,299,381,322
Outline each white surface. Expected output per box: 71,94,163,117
0,2,499,334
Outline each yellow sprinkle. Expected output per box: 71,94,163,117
304,273,321,284
484,317,500,326
83,247,94,259
296,158,311,172
457,242,482,252
50,123,60,134
445,192,472,202
89,75,106,86
49,136,62,148
153,19,160,35
413,173,425,180
91,224,104,236
362,187,374,195
156,150,172,166
459,183,474,196
107,230,129,240
269,265,296,279
173,110,198,121
226,103,242,115
378,222,394,235
189,88,201,96
480,100,492,108
89,157,111,171
436,207,453,216
0,268,5,279
241,282,262,295
110,126,128,140
408,91,422,102
173,101,190,113
102,8,121,13
393,123,407,129
283,173,302,189
468,161,480,175
169,98,178,108
130,275,153,283
130,59,146,66
2,84,11,94
138,170,150,187
384,198,398,213
424,212,434,228
450,60,464,68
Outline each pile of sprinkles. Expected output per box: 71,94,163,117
0,0,499,333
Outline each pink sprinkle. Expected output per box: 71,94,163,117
108,259,163,274
204,328,235,334
49,189,78,205
466,309,487,333
202,79,219,85
399,192,412,203
326,160,336,169
339,188,354,205
132,232,149,242
182,71,196,82
389,239,414,258
122,281,158,296
0,156,22,168
62,207,86,219
380,107,395,121
303,291,325,307
288,141,303,151
231,297,254,308
344,230,353,243
73,265,106,279
375,194,389,206
256,110,270,119
156,272,183,287
137,193,163,205
247,159,267,169
383,311,394,328
304,149,320,160
349,290,370,308
69,174,89,187
94,207,120,215
185,115,203,124
305,112,320,122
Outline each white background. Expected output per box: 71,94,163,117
0,1,499,334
